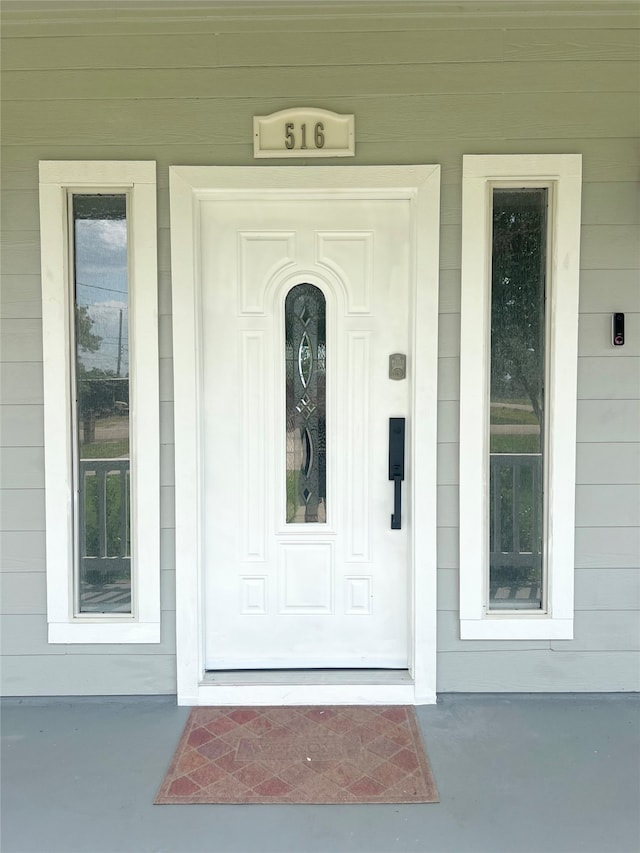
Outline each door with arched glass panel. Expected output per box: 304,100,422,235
201,195,412,669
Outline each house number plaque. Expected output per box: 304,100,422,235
253,108,355,158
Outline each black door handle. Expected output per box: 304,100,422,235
388,418,405,530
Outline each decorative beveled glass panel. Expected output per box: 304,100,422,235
489,189,547,610
73,194,131,613
285,284,326,523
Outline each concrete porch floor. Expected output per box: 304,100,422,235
1,693,638,853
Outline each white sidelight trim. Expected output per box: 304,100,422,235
39,161,160,643
170,165,440,705
459,154,582,640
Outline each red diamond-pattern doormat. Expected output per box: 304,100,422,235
155,706,439,804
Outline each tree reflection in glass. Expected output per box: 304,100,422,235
73,194,131,612
489,189,547,610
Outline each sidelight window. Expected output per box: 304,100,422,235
459,154,582,640
73,195,131,613
39,161,159,643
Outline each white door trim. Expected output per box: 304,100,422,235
170,165,440,705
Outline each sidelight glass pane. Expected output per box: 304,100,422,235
73,194,131,613
285,284,326,523
489,189,547,610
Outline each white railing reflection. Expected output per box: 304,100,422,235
490,453,543,609
79,458,130,581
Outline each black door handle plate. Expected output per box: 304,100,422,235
388,417,405,530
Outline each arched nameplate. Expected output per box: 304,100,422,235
253,108,355,159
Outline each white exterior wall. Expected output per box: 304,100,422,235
1,0,638,695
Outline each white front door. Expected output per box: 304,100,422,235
201,194,412,669
171,166,440,704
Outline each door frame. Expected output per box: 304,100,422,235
170,165,440,705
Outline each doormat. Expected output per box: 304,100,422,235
155,706,439,804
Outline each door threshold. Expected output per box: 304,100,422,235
184,668,429,705
202,669,413,687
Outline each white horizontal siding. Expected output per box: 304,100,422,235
0,447,45,489
0,488,45,531
501,27,640,61
2,4,638,38
160,444,175,487
0,654,176,696
437,486,459,529
550,610,640,651
575,527,640,569
580,270,640,313
17,26,636,71
1,1,638,695
159,401,175,446
576,485,640,528
574,569,640,611
158,315,173,359
161,570,176,612
581,182,640,225
438,314,461,359
0,405,43,447
0,276,42,319
437,650,640,692
0,531,46,572
577,358,640,398
160,528,176,571
160,486,175,531
0,319,42,362
438,270,461,315
437,568,459,611
0,364,43,404
4,61,639,103
225,29,640,66
437,444,459,486
438,361,460,402
577,400,640,443
581,225,640,270
0,572,46,614
1,28,505,69
159,359,174,404
437,528,459,570
1,233,41,275
576,443,640,485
